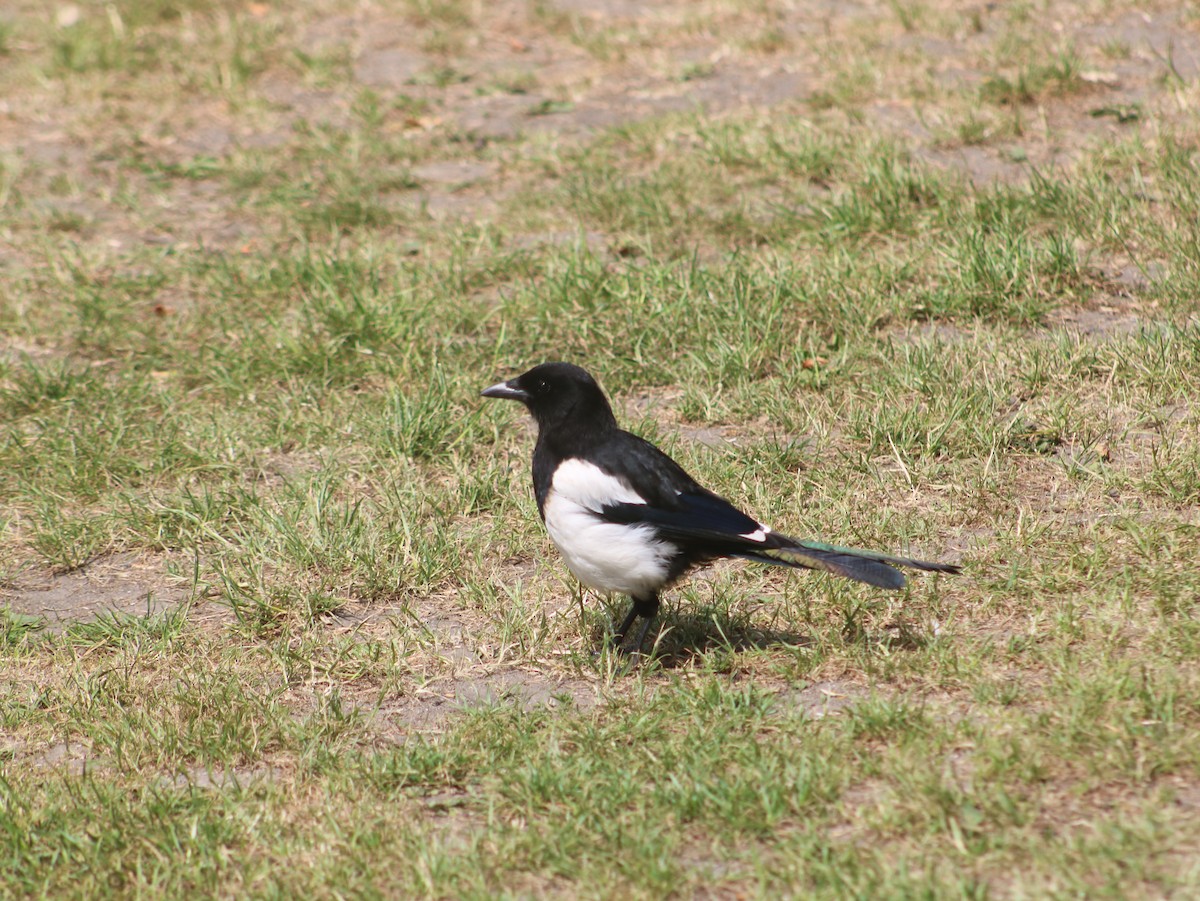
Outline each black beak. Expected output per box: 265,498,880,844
481,379,529,401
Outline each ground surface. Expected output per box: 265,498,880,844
1,0,1199,897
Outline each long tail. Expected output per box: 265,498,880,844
742,539,960,590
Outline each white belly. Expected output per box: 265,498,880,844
542,459,676,598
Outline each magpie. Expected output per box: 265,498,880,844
482,362,960,654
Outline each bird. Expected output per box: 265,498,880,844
482,362,960,654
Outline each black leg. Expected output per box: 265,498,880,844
611,594,660,654
631,615,656,655
612,604,640,647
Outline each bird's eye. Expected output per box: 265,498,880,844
536,379,549,393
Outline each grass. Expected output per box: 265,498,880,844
2,0,1200,897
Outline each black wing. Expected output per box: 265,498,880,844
600,489,955,590
600,488,763,544
533,428,701,517
579,429,959,590
585,430,706,508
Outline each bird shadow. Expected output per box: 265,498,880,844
596,610,934,669
624,611,813,669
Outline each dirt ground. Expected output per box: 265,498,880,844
2,0,1198,707
3,2,1196,255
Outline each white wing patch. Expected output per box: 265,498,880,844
542,459,675,598
740,527,771,543
549,458,647,510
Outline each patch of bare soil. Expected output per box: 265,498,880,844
772,678,867,717
368,666,603,739
13,739,97,776
1,552,189,632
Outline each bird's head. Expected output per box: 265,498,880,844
481,362,616,434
